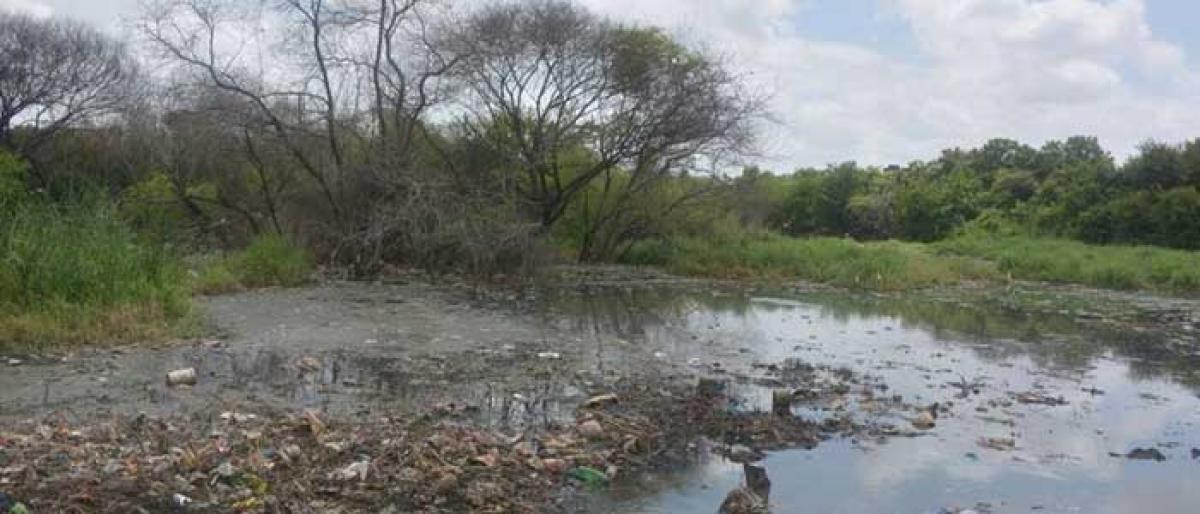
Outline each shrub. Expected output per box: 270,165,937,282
189,234,314,295
0,199,190,349
231,234,313,288
188,255,241,295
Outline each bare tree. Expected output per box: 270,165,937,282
139,0,348,220
444,0,761,237
0,12,136,154
139,0,460,226
361,0,460,159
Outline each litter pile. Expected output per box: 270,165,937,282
0,369,867,513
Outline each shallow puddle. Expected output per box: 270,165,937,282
547,289,1200,513
2,281,1198,512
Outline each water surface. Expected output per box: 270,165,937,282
546,288,1200,514
3,281,1197,513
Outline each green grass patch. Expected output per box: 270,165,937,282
624,231,1200,294
622,233,997,291
936,234,1200,293
0,202,192,350
190,234,313,294
189,255,242,295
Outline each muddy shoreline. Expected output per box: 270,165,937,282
2,267,1199,512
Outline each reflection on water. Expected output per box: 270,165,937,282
10,282,1196,512
543,287,1200,514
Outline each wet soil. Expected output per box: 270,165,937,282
2,267,1199,513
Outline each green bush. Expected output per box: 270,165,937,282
191,234,313,294
1071,187,1200,249
0,151,26,207
233,234,313,288
0,197,191,349
189,255,241,295
120,172,202,247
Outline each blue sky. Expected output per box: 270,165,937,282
797,1,1200,66
793,0,922,60
5,0,1200,169
1144,1,1200,65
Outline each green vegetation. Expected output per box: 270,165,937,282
191,235,314,295
649,136,1200,294
623,221,1200,294
624,233,996,291
189,255,242,296
937,234,1200,292
0,189,190,348
765,137,1200,250
0,150,313,350
4,1,1200,350
623,230,1200,294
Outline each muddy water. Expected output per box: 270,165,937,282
0,282,613,424
552,289,1200,514
2,279,1199,513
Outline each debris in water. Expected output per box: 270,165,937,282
541,458,568,474
568,466,609,487
0,349,875,512
1013,391,1068,406
165,367,197,386
581,394,619,408
577,419,605,439
302,409,326,436
727,444,764,464
296,356,322,372
434,468,460,495
912,411,936,430
977,437,1016,451
719,487,767,514
1125,448,1167,461
771,389,792,416
333,460,371,481
719,463,770,514
697,377,727,397
472,449,500,468
219,411,258,423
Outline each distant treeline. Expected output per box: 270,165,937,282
755,137,1200,249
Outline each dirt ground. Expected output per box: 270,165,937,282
2,267,1198,513
0,270,905,512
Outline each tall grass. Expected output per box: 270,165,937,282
190,234,313,295
936,234,1200,293
623,233,997,291
624,231,1200,294
0,201,191,349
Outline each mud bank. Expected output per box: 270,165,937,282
2,269,1200,512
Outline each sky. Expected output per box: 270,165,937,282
4,0,1200,171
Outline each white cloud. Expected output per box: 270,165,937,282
6,0,1197,169
583,0,1200,170
0,0,52,17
